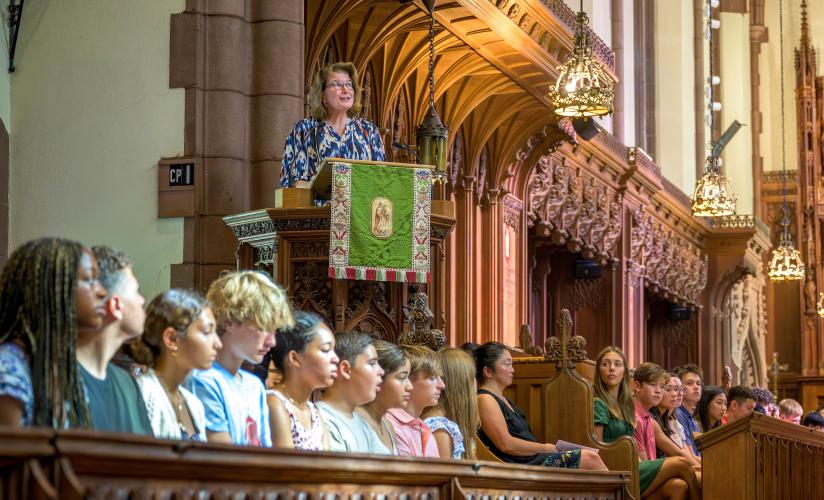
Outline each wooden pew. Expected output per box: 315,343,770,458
697,412,824,500
512,310,640,500
474,437,503,462
0,427,629,499
0,427,54,500
509,355,595,442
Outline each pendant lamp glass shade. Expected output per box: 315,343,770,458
768,0,804,281
548,9,614,118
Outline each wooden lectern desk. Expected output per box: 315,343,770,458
224,159,455,342
696,412,824,500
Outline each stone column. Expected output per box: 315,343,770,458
169,0,304,289
249,2,305,209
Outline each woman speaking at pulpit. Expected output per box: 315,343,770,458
280,62,386,188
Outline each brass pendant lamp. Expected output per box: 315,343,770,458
415,0,448,182
691,0,737,217
768,0,805,281
548,1,614,118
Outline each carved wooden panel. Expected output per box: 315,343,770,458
76,480,440,500
344,281,398,341
527,154,622,265
291,261,335,323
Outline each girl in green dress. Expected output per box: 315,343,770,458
592,347,701,500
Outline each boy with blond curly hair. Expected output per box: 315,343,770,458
186,271,293,446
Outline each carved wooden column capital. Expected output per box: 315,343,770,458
502,194,524,231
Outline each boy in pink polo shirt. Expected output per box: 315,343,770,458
632,363,667,460
385,345,444,457
632,362,702,500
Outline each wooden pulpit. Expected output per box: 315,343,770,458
224,159,456,342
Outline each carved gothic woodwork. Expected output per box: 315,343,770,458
293,261,335,322
502,194,524,230
795,3,824,387
398,291,446,350
566,277,607,312
477,147,489,205
544,309,588,367
527,153,622,265
344,280,399,341
629,208,707,307
483,0,616,72
751,3,824,410
519,324,543,355
227,206,455,343
791,1,824,412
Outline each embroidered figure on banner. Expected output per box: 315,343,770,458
371,197,393,239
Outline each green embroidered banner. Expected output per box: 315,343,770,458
329,161,431,283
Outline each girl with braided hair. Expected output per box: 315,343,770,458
0,238,107,428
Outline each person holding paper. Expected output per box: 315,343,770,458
280,62,385,188
472,342,606,470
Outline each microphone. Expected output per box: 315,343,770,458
392,141,421,164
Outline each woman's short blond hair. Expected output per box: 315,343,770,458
206,271,294,334
306,61,363,120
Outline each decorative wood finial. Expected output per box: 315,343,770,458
544,309,588,367
721,366,732,392
398,290,445,350
519,324,544,356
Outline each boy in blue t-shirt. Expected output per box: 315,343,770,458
186,271,294,446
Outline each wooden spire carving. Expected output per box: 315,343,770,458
544,309,588,368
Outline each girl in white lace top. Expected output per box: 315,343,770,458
266,312,339,450
131,289,222,441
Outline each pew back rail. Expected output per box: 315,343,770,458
0,428,630,500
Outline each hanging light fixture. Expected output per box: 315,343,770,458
416,0,448,182
768,0,805,281
548,1,614,118
691,1,736,217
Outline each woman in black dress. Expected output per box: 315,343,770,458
472,342,606,470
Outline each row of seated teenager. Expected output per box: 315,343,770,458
0,237,606,469
7,239,821,500
587,347,824,499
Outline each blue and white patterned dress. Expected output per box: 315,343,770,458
280,117,386,187
424,415,466,459
0,342,33,426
